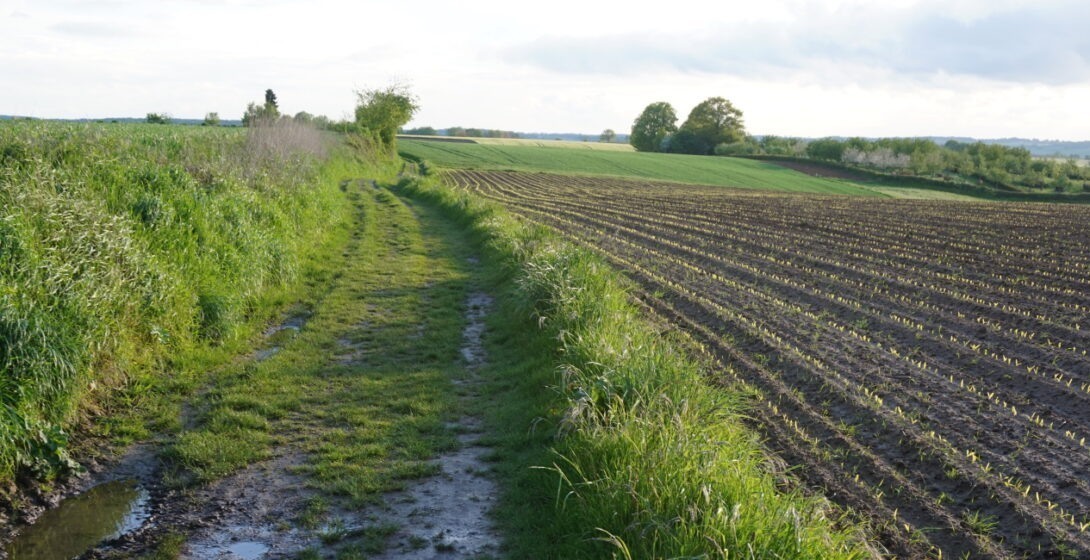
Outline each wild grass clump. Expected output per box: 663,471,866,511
398,175,869,558
0,120,363,486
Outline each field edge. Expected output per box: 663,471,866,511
393,173,873,559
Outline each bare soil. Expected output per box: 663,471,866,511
764,159,874,181
454,169,1090,559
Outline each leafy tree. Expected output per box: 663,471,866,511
715,138,760,156
243,89,281,127
403,126,437,136
806,138,845,161
354,84,419,151
293,111,313,125
145,112,171,125
600,129,616,143
264,89,279,113
630,102,678,152
241,103,264,127
679,97,745,155
202,112,220,127
663,129,709,155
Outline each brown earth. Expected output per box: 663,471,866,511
450,168,1090,559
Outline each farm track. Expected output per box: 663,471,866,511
447,169,1090,559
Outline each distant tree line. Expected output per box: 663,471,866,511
796,136,1090,193
402,126,522,139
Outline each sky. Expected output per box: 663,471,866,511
2,0,1088,140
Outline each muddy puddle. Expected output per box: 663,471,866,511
255,314,308,362
4,479,149,560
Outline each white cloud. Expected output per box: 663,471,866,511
1,0,1088,139
508,2,1090,86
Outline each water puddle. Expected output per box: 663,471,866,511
187,537,271,560
228,541,270,559
254,315,306,362
4,479,150,560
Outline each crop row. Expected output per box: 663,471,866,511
447,169,1090,559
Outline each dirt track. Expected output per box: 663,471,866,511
2,183,502,560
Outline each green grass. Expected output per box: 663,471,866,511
167,179,476,500
400,139,882,196
0,120,386,488
398,175,870,559
400,135,636,152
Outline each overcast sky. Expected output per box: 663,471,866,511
3,0,1088,139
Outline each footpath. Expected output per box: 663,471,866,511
4,181,502,560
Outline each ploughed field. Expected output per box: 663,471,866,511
447,169,1090,559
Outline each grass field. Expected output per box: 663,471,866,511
399,135,635,151
400,138,884,196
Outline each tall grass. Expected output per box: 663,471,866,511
0,121,363,485
398,175,871,558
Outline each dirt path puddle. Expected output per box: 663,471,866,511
366,288,500,559
179,452,318,559
3,479,149,559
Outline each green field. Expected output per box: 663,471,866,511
400,138,885,196
399,135,636,151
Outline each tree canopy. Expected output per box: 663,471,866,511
354,85,419,151
630,102,678,152
679,97,745,155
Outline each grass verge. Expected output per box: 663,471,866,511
397,175,871,559
0,121,400,496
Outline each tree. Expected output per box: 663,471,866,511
806,138,845,161
243,89,281,126
293,111,314,125
202,112,220,127
599,129,616,143
403,126,437,136
662,129,709,155
679,97,745,155
145,112,171,124
264,89,279,113
354,84,419,151
630,102,678,152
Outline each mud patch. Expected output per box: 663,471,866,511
253,313,308,363
178,451,319,559
362,287,501,559
460,292,492,370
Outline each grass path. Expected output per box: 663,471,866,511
158,179,499,558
